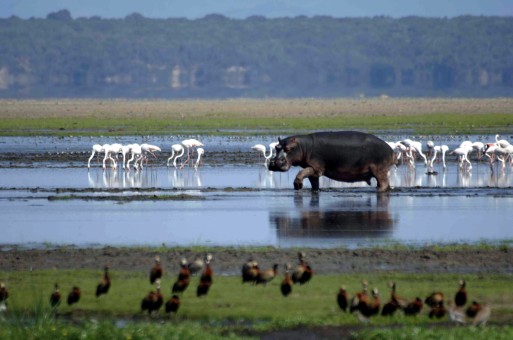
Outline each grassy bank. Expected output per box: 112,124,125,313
1,98,513,136
1,270,512,338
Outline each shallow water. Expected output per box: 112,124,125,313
2,135,513,248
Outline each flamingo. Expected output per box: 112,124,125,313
440,145,449,169
194,148,204,170
451,145,473,170
182,139,204,166
252,142,278,164
167,144,185,168
471,142,485,161
495,134,511,148
485,144,513,170
121,144,133,169
101,144,117,169
126,144,143,170
269,142,279,158
87,144,105,169
427,145,440,172
140,144,161,168
400,139,427,167
387,141,404,166
251,144,270,163
459,140,473,149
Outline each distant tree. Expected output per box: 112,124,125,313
46,9,72,21
1,15,513,98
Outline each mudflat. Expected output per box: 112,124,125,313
1,246,511,275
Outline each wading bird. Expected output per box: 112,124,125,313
126,144,143,170
495,134,511,148
381,282,406,316
429,301,447,319
425,291,444,308
188,256,205,276
167,144,185,168
172,258,191,294
440,145,449,169
291,251,313,285
0,282,9,312
194,147,204,170
182,139,204,166
350,281,369,314
280,264,293,297
165,295,180,314
49,283,61,308
451,146,473,170
400,139,428,167
67,286,81,306
197,254,213,297
256,264,278,286
150,256,163,284
455,279,467,308
251,142,277,164
403,297,423,316
242,259,260,284
337,286,348,312
87,144,105,169
140,280,163,315
96,265,111,297
140,143,161,168
465,301,491,325
355,288,380,322
153,280,163,313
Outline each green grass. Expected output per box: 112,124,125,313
354,325,513,340
1,271,512,327
1,113,512,136
1,98,513,136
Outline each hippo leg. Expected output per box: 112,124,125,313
372,165,391,192
294,167,316,190
308,176,320,191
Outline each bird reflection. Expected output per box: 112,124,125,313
271,194,394,242
256,168,276,188
456,169,471,187
167,168,202,188
87,168,157,188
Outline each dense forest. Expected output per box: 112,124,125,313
1,10,513,98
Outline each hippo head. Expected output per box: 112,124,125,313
268,136,300,172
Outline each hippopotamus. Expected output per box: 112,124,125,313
268,131,394,192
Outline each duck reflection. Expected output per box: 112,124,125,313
270,194,394,241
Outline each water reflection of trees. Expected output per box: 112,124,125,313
270,194,394,240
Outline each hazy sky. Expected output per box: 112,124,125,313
1,0,512,19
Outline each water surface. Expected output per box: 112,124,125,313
2,135,512,249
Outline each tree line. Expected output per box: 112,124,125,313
0,10,512,98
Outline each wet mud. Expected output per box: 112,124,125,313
1,246,511,276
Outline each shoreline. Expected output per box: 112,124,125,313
1,245,511,275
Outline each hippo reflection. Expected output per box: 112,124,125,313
270,194,394,240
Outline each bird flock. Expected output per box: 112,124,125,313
87,139,205,171
338,279,490,326
387,134,513,173
0,254,214,317
86,134,513,177
0,252,491,327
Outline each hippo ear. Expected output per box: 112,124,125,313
285,137,298,151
